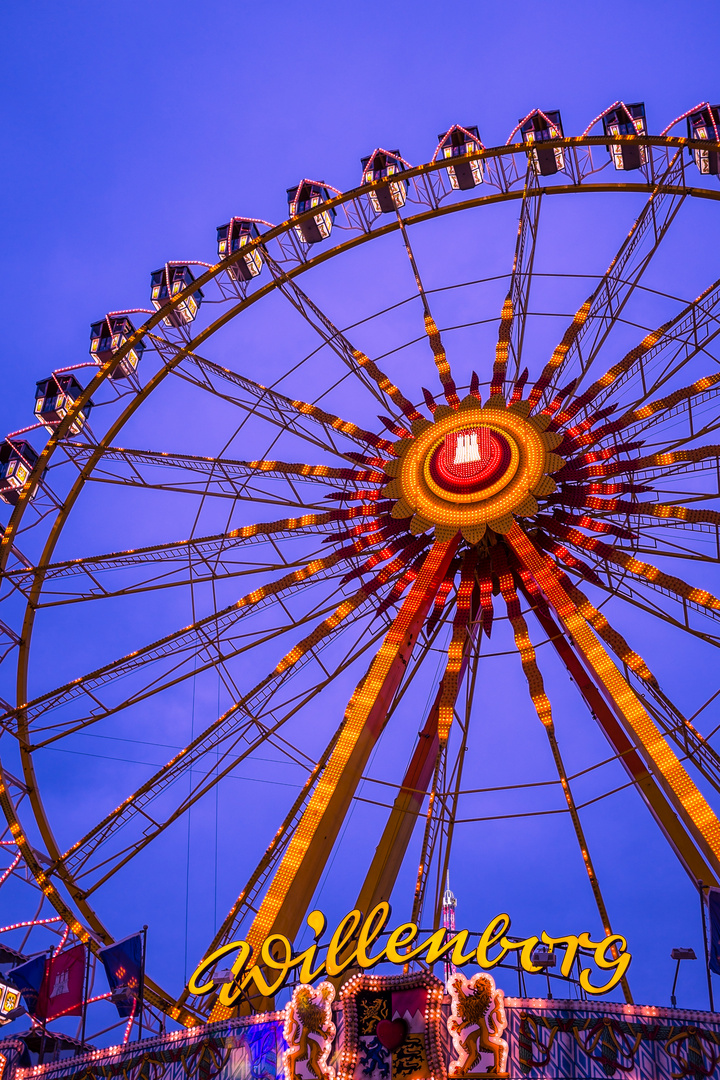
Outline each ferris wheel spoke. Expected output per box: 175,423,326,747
529,148,687,408
583,372,720,454
64,442,382,488
353,553,479,928
539,517,720,619
61,443,349,511
397,217,459,408
498,556,632,1001
9,543,379,737
561,372,720,462
214,536,459,1014
29,591,352,752
587,561,720,646
262,250,421,422
31,550,336,608
514,548,656,685
54,572,404,892
491,168,542,395
2,507,378,595
553,295,720,433
557,442,720,485
185,595,458,1014
510,523,720,885
545,529,720,630
632,681,720,797
27,529,421,746
602,501,720,537
152,334,392,460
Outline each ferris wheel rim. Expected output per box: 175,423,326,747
1,136,720,1026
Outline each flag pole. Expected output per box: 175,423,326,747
699,880,715,1012
137,925,148,1043
38,946,52,1066
80,945,91,1047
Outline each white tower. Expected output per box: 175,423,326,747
441,871,457,985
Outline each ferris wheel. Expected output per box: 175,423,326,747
2,99,720,1030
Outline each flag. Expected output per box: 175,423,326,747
37,944,86,1022
99,934,143,1018
8,954,46,1018
708,888,720,975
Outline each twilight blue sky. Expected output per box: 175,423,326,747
2,0,720,1031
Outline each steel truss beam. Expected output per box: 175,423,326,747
510,523,720,884
210,537,459,1017
539,148,687,406
506,167,542,387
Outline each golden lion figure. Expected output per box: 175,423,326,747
447,972,508,1077
284,982,337,1080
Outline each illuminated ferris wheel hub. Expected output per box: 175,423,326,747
386,397,562,543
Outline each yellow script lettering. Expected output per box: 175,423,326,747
476,914,511,970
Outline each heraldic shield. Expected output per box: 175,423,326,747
338,972,445,1080
446,971,508,1079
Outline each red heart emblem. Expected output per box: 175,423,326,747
375,1018,408,1052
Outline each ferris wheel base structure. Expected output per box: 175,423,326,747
1,990,718,1080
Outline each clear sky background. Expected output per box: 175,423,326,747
2,0,720,1032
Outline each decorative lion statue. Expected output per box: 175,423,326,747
447,971,508,1077
284,982,336,1080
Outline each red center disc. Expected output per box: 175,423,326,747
429,426,513,495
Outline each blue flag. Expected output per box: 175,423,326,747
98,933,143,1018
8,953,47,1018
709,889,720,976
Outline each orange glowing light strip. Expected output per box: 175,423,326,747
589,373,720,444
289,397,395,453
611,500,720,528
511,562,632,989
350,348,423,423
553,568,655,684
528,298,592,408
243,460,386,483
226,506,379,541
490,294,513,396
494,550,552,727
541,520,720,614
428,562,457,630
424,315,459,407
476,558,494,637
562,444,720,482
241,538,459,966
557,324,667,424
507,522,720,871
437,551,477,742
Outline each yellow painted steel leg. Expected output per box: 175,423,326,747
211,536,459,1018
508,522,720,878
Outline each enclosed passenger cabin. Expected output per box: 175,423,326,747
361,149,408,213
0,440,39,505
687,105,720,175
519,110,564,175
34,374,92,435
216,219,263,280
436,126,483,190
89,315,145,378
602,103,647,170
287,182,337,245
150,265,203,327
